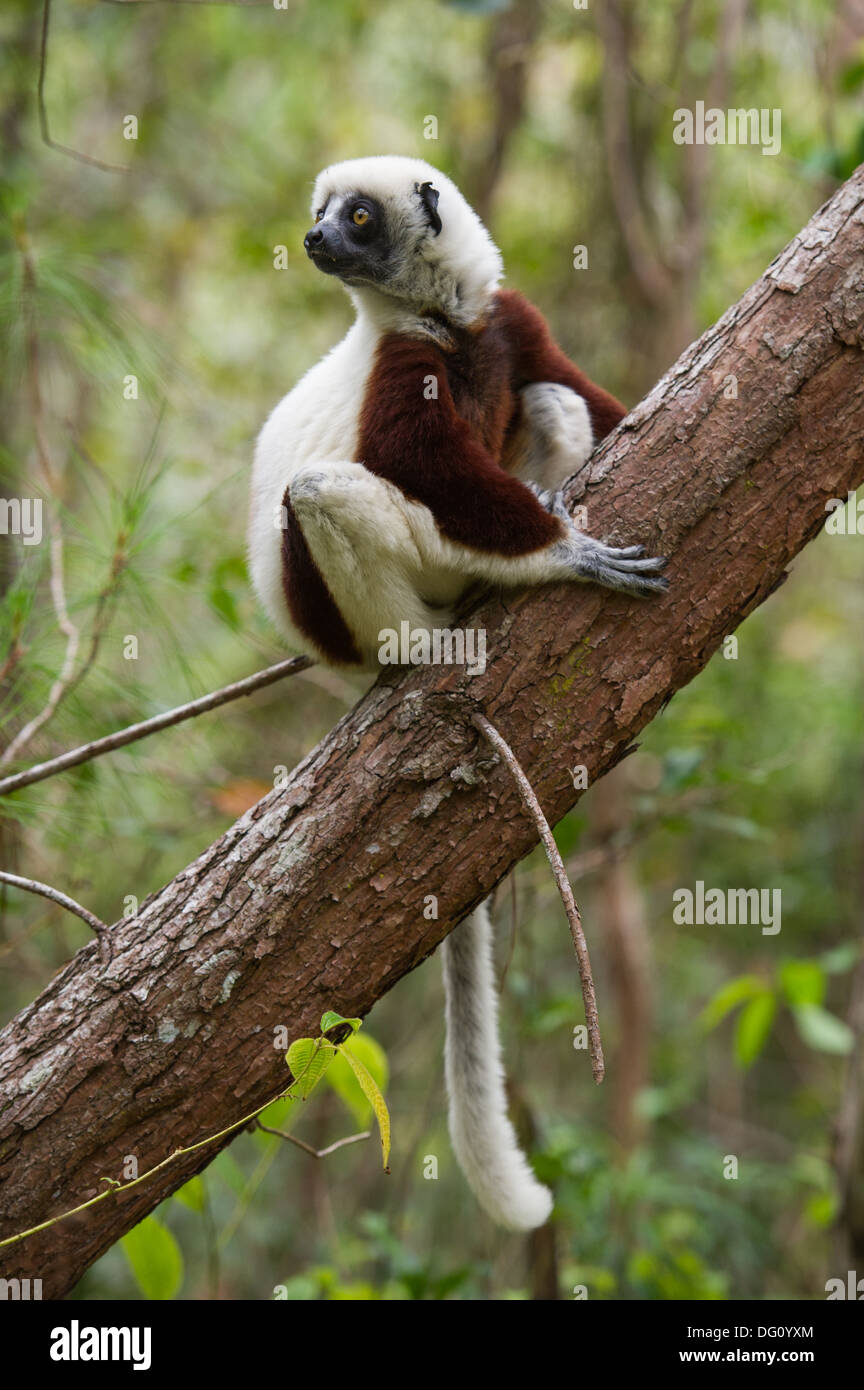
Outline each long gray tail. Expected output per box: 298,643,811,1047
441,901,553,1230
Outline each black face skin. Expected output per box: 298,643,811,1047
303,194,393,285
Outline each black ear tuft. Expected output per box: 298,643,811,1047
415,181,442,236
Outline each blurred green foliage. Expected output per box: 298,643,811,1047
1,0,862,1301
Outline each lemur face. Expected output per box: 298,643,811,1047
303,182,440,289
303,194,394,285
306,156,504,324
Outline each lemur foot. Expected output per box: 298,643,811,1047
557,532,669,597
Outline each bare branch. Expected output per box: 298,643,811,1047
38,0,129,174
0,654,314,797
0,869,110,962
472,712,605,1084
255,1122,372,1159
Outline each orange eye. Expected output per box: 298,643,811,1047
314,210,324,224
352,206,370,226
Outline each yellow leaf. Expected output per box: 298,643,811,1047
339,1044,391,1171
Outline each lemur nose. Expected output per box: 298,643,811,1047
304,227,324,250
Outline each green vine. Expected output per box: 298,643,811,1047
0,1012,390,1252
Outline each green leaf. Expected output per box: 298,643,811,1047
804,1190,837,1228
734,992,776,1069
839,57,864,93
326,1033,389,1127
174,1175,205,1212
121,1215,183,1300
209,583,239,629
792,1004,854,1055
700,975,764,1030
779,959,825,1008
286,1037,337,1098
320,1011,362,1044
339,1044,391,1170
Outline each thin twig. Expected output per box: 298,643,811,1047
3,240,127,767
0,868,111,963
38,0,129,174
0,643,24,688
3,228,82,767
0,1043,327,1252
471,711,605,1084
255,1122,372,1159
0,654,314,797
58,545,127,702
0,525,80,767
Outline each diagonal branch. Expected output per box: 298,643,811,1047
0,166,863,1297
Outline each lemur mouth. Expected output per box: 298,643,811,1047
306,246,343,273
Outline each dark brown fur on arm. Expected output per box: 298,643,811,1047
358,334,566,556
495,289,627,440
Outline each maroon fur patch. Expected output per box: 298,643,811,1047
357,334,564,557
280,486,362,665
494,289,627,440
356,291,626,556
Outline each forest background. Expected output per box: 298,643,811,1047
1,0,863,1301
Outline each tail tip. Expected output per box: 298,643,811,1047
487,1178,554,1232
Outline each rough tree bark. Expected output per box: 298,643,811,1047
1,168,863,1298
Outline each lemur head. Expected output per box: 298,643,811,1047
304,156,503,329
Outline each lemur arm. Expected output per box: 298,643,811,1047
495,289,627,441
357,334,566,557
356,334,666,596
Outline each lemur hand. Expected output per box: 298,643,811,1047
524,480,572,523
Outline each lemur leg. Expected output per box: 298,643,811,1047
508,382,595,490
288,462,463,661
436,513,668,599
290,454,666,663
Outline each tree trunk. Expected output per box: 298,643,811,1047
1,168,863,1298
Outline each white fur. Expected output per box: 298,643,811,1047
248,315,381,644
442,903,554,1230
511,383,594,489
